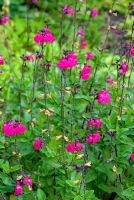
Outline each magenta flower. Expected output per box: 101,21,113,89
81,64,92,81
23,175,33,190
107,76,114,84
119,62,129,76
77,28,85,37
0,56,5,65
63,5,74,16
36,53,44,59
57,51,78,69
66,141,76,152
86,52,94,61
86,131,100,144
130,154,134,161
14,182,23,196
2,121,26,137
34,27,55,44
34,138,45,150
0,16,9,24
98,89,111,104
88,118,95,127
91,8,98,17
81,40,87,48
130,48,134,56
94,117,103,128
75,140,83,152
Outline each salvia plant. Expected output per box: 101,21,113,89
0,0,134,200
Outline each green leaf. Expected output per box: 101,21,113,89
37,188,46,200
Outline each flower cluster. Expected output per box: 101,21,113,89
63,5,74,16
81,64,92,80
86,131,100,144
14,175,33,196
34,26,55,44
130,48,134,56
0,16,9,24
98,89,111,104
57,51,78,69
88,117,103,128
86,52,94,61
118,62,129,76
2,121,26,137
130,154,134,161
34,138,45,150
91,8,98,17
66,140,83,153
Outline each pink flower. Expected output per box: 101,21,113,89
119,62,129,76
86,131,100,144
81,40,87,48
14,182,23,196
0,16,9,24
34,138,45,150
86,52,94,61
75,140,83,152
63,5,74,16
107,76,114,84
92,131,100,143
36,53,44,59
77,28,85,37
91,8,98,17
0,56,5,65
88,118,95,127
130,48,134,56
81,64,92,81
34,27,55,44
98,89,111,104
94,117,103,128
2,121,26,137
57,51,78,69
23,175,33,190
130,153,134,161
66,141,76,152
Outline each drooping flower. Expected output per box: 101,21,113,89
107,76,114,84
63,5,74,16
86,52,94,61
86,131,100,144
57,51,78,69
130,48,134,56
118,62,129,76
77,28,85,37
36,52,44,59
75,140,83,152
98,89,111,104
0,56,5,65
23,175,33,190
130,154,134,161
34,27,55,44
91,8,98,17
81,64,92,80
66,141,76,152
2,121,26,137
81,40,87,48
34,138,45,150
94,117,103,128
14,182,23,196
0,16,9,24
